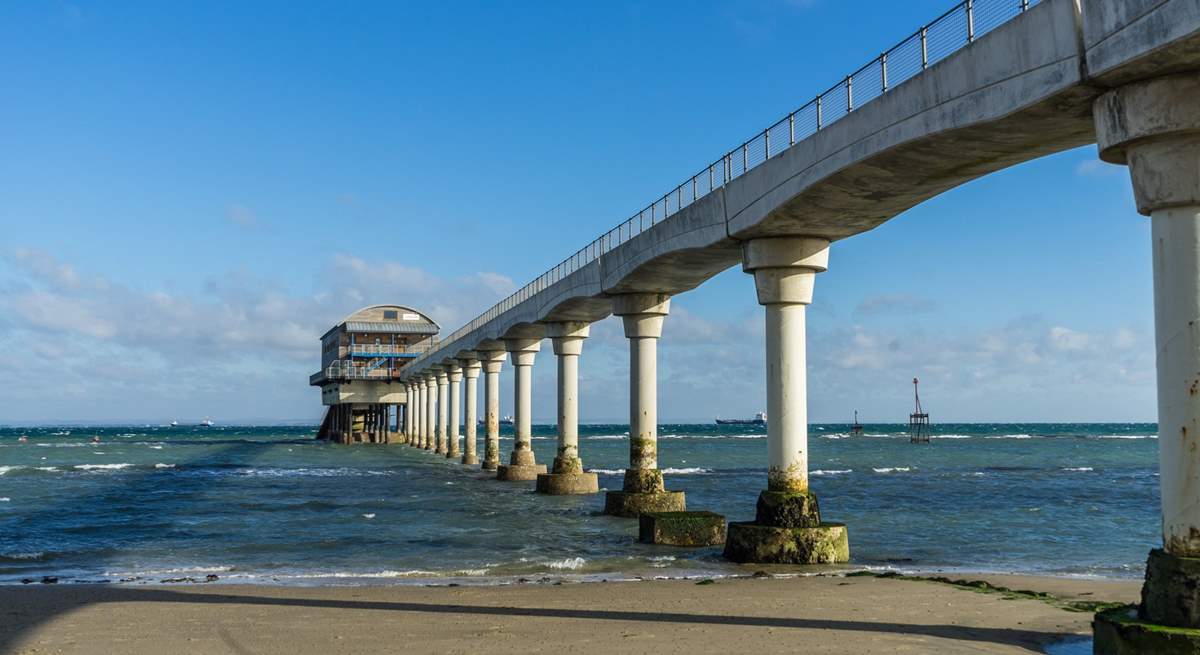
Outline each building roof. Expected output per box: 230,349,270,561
345,320,438,334
319,304,440,340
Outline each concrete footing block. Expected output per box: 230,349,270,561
481,459,499,471
535,472,599,495
461,454,479,466
496,464,547,481
1094,605,1200,654
639,511,725,546
603,490,685,518
1141,548,1200,627
723,521,849,564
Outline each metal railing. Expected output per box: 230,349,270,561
413,0,1039,369
347,343,436,357
319,361,407,381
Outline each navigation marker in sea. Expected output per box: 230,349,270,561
909,378,930,444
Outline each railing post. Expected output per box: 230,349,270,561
921,27,928,69
708,164,714,190
677,186,682,209
881,53,889,92
692,176,697,201
816,95,823,129
788,112,795,145
742,143,748,173
1019,0,1029,9
967,0,975,42
846,75,854,112
764,129,771,159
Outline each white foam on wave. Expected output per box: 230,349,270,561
154,463,175,469
585,435,627,440
985,434,1033,439
547,557,586,570
362,513,376,519
74,463,133,471
931,434,973,439
0,466,58,475
0,466,16,476
821,433,850,439
150,445,164,450
1097,435,1157,440
811,469,852,476
0,498,9,502
590,468,626,475
2,552,44,560
1062,467,1094,472
873,467,912,474
661,467,712,475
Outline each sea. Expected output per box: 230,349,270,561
0,422,1159,586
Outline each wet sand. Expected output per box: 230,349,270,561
0,573,1139,654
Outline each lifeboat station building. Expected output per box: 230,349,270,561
310,305,439,443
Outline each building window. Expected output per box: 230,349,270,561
383,310,398,320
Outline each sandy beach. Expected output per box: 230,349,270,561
0,573,1139,654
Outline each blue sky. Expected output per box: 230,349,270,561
0,1,1154,424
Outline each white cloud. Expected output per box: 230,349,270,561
0,250,515,422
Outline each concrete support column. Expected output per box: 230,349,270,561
724,237,848,565
460,354,481,465
477,347,507,471
404,384,414,445
537,322,598,494
497,336,547,481
445,360,462,459
424,375,437,451
1093,74,1200,641
604,294,684,516
435,369,449,455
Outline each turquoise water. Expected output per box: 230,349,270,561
0,423,1158,585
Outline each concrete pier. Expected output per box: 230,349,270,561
1093,73,1200,649
537,322,599,495
446,360,462,459
604,294,684,517
435,369,449,455
424,374,437,451
478,346,506,471
460,353,481,465
497,335,547,481
725,237,848,564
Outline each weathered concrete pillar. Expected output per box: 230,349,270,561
724,237,847,564
459,353,481,465
497,334,547,481
424,374,437,451
537,322,598,495
404,383,414,445
445,360,462,459
435,368,449,455
604,293,685,516
477,345,507,471
1093,74,1200,644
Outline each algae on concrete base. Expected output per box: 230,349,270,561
755,490,821,528
1094,604,1200,654
603,490,685,518
639,511,726,546
1141,548,1200,628
535,472,599,495
496,463,547,481
723,521,849,564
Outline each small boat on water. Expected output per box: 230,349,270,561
716,412,767,426
169,420,178,427
200,417,215,427
476,416,516,426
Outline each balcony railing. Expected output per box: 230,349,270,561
313,360,408,382
412,0,1040,369
347,342,435,357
